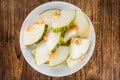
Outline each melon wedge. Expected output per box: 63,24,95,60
63,29,77,42
35,41,50,66
49,46,70,67
52,10,76,32
39,9,61,31
24,24,47,45
66,57,78,68
47,31,62,52
75,10,90,38
70,38,91,59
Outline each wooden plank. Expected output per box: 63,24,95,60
76,0,103,80
0,0,120,80
112,0,120,80
0,0,51,80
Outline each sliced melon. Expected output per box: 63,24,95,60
75,10,90,38
49,46,70,67
66,57,78,68
24,24,47,45
47,31,62,52
70,38,91,59
67,54,87,68
52,10,76,32
63,29,77,42
35,41,50,66
39,9,61,31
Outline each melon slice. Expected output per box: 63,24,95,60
24,24,47,45
52,10,76,32
35,41,49,66
49,46,70,67
47,31,62,52
39,9,61,31
75,10,90,38
70,38,91,59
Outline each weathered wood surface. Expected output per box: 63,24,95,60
0,0,120,80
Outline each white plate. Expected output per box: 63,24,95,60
20,1,95,77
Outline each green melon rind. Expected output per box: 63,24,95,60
52,22,72,33
39,9,61,15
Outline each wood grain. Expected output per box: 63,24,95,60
0,0,120,80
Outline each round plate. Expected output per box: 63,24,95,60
20,1,95,77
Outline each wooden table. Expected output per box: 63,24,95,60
0,0,120,80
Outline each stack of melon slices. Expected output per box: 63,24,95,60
24,9,91,68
